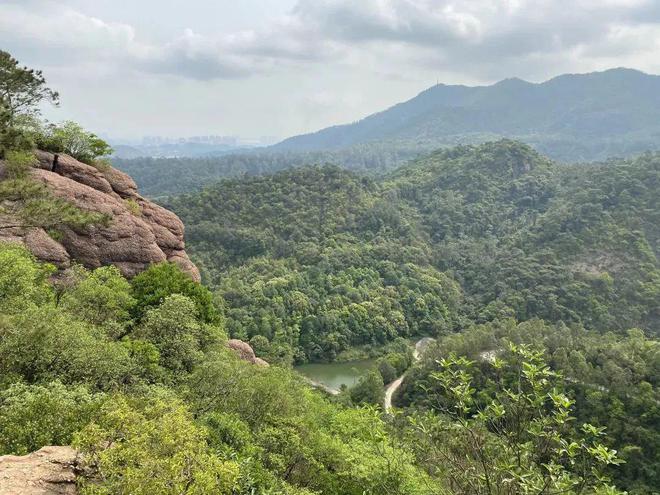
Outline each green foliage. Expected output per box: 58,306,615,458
377,357,398,384
134,294,223,375
405,344,624,494
0,238,637,494
0,50,58,156
59,265,135,334
349,369,385,406
0,242,54,314
170,166,461,363
74,393,240,495
0,305,134,389
130,262,219,323
0,382,104,455
124,198,141,216
35,120,113,164
400,319,660,493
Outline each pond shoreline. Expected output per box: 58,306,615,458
296,337,435,402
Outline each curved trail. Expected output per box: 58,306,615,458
384,337,435,412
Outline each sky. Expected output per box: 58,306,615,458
1,0,660,142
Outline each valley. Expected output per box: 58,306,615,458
1,40,658,495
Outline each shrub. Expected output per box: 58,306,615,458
131,262,219,323
0,382,104,455
125,198,141,216
35,121,112,164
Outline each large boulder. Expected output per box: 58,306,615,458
0,446,78,495
227,339,269,367
0,152,199,281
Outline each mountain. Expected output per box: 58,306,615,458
170,140,659,361
168,140,659,492
275,68,660,162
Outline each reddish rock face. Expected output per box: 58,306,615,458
0,446,78,495
227,339,269,367
0,151,200,281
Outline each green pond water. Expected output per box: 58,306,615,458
295,359,377,391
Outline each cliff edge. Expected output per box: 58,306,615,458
0,151,200,281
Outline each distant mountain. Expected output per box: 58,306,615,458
274,68,660,162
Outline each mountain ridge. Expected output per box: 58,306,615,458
273,68,660,161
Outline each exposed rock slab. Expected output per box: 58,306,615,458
227,339,269,366
0,152,199,281
0,446,78,495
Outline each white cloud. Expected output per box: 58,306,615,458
2,0,660,139
2,0,660,82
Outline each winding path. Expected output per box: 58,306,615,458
384,337,435,412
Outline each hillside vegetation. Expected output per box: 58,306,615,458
2,50,657,494
168,140,659,492
277,68,660,162
115,69,660,198
172,141,659,357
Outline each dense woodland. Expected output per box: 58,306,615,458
170,141,658,360
1,50,658,493
113,144,419,198
167,141,659,492
115,68,660,199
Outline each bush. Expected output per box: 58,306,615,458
131,262,219,323
3,149,36,177
0,382,104,455
349,369,385,405
124,198,141,216
35,121,112,164
74,394,240,495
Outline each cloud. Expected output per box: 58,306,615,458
1,0,660,82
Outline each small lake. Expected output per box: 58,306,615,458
295,359,377,391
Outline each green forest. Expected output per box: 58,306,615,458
1,49,659,494
170,141,658,358
166,141,659,492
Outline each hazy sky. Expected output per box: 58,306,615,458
2,0,660,141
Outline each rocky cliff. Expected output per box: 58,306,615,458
0,151,199,281
0,447,78,495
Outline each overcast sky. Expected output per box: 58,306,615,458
2,0,660,141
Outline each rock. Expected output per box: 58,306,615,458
0,446,78,495
24,229,70,265
227,339,269,367
0,152,199,281
101,168,139,198
34,151,115,196
253,357,270,367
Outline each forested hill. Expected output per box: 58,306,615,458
169,140,659,367
114,69,660,199
275,68,660,162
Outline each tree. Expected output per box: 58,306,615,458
134,295,222,374
349,369,385,406
0,50,58,156
131,262,219,323
0,50,58,122
59,265,135,337
377,357,398,384
408,344,624,495
36,120,113,164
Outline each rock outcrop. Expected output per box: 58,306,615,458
0,446,78,495
0,151,199,281
227,339,269,367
